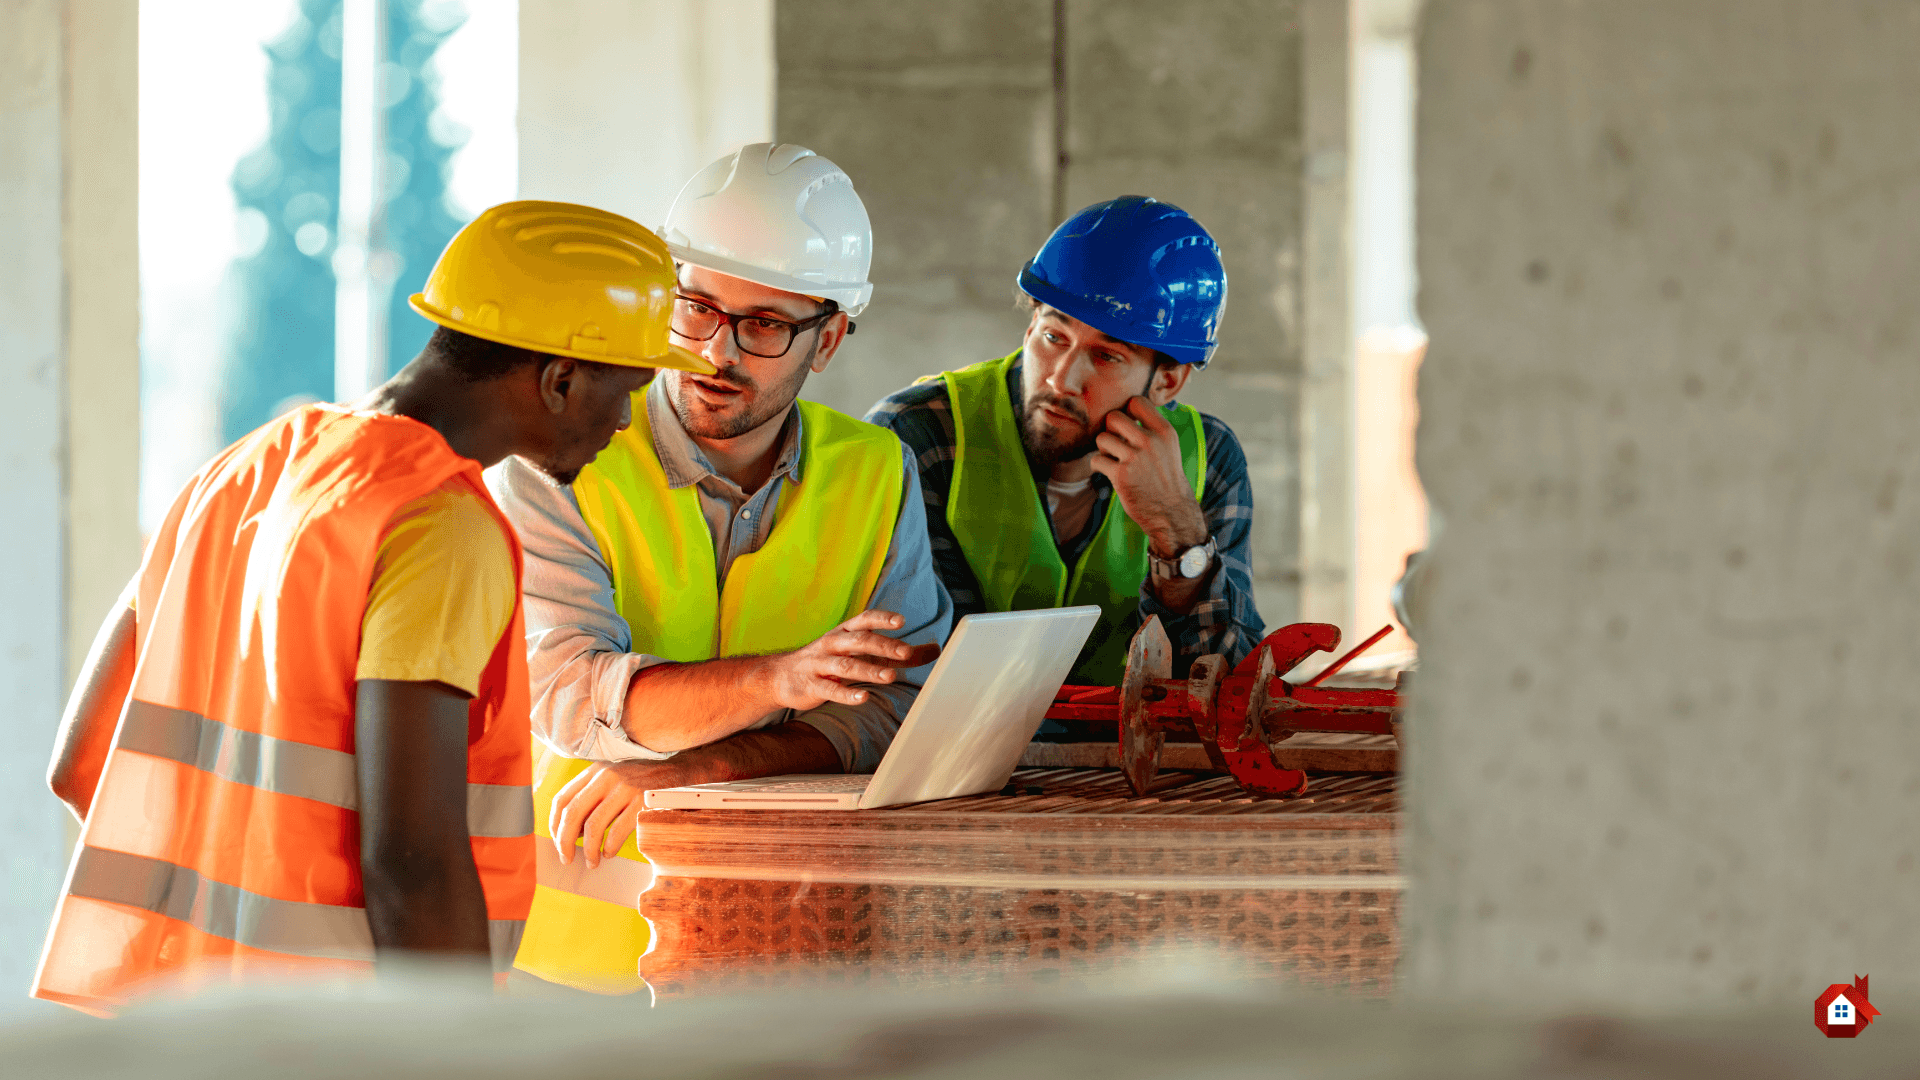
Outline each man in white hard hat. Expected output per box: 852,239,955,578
489,143,950,994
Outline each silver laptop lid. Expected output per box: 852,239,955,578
860,606,1101,809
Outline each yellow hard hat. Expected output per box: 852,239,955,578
409,200,715,373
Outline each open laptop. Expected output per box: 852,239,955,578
643,606,1101,810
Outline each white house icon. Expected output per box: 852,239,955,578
1829,996,1856,1025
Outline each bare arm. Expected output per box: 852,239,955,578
617,609,940,754
48,601,137,821
354,679,490,971
553,722,841,867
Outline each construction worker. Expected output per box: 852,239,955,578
490,144,950,994
34,202,710,1015
868,196,1264,692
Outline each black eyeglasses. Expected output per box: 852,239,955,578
670,294,851,359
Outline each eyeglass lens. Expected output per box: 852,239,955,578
670,298,798,359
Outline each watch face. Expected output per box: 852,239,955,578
1178,544,1209,578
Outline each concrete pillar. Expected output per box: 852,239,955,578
0,0,140,998
1062,0,1313,625
517,0,773,232
1298,0,1356,633
1407,0,1920,1011
775,1,1056,420
782,1,1324,626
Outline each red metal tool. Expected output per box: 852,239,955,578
1045,618,1405,797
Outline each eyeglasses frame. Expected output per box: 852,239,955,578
670,293,854,359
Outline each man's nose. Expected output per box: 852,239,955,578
1046,351,1093,396
697,323,741,368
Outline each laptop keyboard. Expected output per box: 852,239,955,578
717,776,873,794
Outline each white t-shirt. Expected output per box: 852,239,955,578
1046,476,1098,544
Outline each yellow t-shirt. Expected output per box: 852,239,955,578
354,479,516,697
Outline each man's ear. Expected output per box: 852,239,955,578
1147,360,1194,406
808,312,852,374
537,357,578,415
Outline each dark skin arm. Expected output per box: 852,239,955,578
354,679,491,972
553,723,839,868
49,600,137,821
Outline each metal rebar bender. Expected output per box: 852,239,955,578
1043,618,1406,797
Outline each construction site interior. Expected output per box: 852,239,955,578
5,1,1918,1075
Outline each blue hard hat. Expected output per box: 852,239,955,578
1017,196,1227,367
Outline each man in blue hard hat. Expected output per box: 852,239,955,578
868,196,1263,692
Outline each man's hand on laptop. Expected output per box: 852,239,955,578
754,609,941,713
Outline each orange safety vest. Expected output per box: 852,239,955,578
32,405,536,1016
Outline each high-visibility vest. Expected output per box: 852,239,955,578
33,406,536,1016
514,395,902,994
939,350,1206,684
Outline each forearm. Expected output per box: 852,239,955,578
1140,519,1262,674
619,654,782,754
527,624,671,760
1145,562,1215,615
668,722,841,783
361,834,491,962
355,679,492,967
49,597,137,820
792,676,918,772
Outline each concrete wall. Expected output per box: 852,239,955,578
518,0,773,230
0,0,141,1001
776,1,1055,421
1407,0,1920,1011
780,0,1326,626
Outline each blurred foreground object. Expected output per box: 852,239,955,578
4,966,1915,1079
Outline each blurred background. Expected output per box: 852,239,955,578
10,0,1917,1040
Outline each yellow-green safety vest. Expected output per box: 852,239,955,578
940,349,1206,684
512,393,903,994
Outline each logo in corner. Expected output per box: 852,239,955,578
1815,975,1879,1038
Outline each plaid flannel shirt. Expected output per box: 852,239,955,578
864,356,1264,680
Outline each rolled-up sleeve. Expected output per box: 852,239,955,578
484,456,678,763
792,444,953,772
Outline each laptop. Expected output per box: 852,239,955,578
643,606,1101,810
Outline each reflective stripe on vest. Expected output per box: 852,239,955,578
115,701,534,838
64,847,528,969
940,350,1206,684
33,406,537,1015
514,393,902,994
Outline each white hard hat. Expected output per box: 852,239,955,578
659,143,875,317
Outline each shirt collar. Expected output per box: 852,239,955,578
645,376,807,492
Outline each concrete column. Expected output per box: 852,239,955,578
517,0,773,229
0,0,140,998
1063,1,1312,626
775,0,1056,416
1298,0,1356,632
1407,0,1920,1011
780,2,1319,626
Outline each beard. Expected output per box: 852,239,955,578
1017,392,1101,467
668,342,816,440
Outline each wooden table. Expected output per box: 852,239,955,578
635,767,1400,999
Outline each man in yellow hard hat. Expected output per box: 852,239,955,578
35,201,709,1013
489,144,950,995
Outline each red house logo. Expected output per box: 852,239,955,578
1815,975,1880,1038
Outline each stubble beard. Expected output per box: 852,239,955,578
1018,395,1099,468
669,341,817,441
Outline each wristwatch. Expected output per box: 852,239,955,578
1149,535,1217,581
